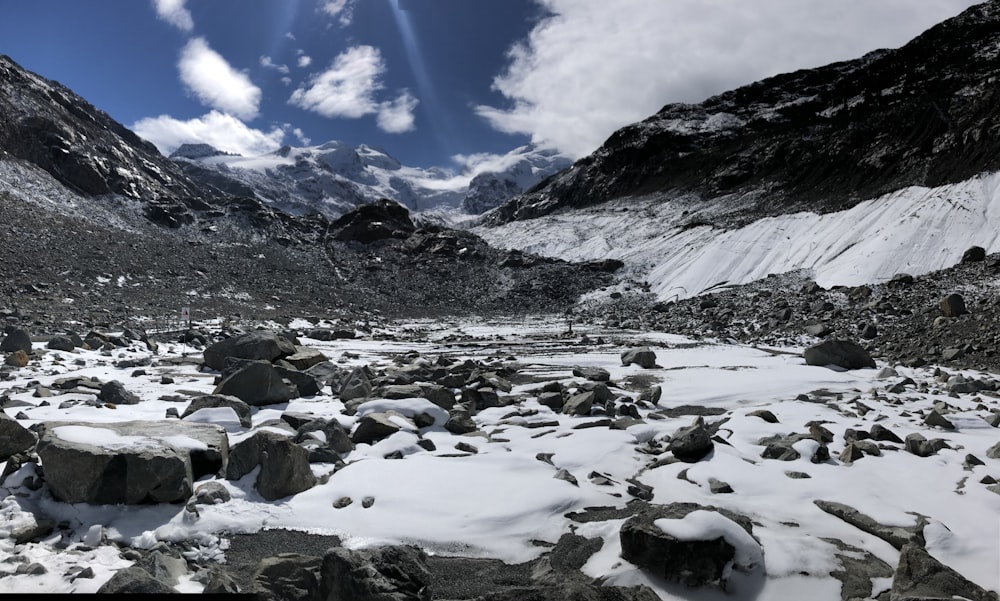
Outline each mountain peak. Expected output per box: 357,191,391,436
169,143,232,160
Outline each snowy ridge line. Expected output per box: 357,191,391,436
476,171,1000,300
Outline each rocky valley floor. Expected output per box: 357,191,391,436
1,316,998,599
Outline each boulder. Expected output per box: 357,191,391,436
621,347,657,369
283,347,329,370
563,391,596,416
320,545,431,601
203,330,296,371
0,327,31,354
339,367,373,401
5,350,28,368
253,554,322,601
803,340,875,370
46,336,77,352
939,293,968,317
96,567,176,594
668,417,714,462
572,366,611,382
445,406,477,434
0,411,36,460
891,543,996,601
36,420,228,504
620,503,761,590
274,364,324,397
181,394,253,429
961,246,986,263
353,413,402,445
226,431,316,500
214,360,299,406
99,380,141,405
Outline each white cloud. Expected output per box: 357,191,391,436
289,45,418,133
152,0,193,32
377,91,419,133
260,55,290,74
288,45,384,119
281,76,292,87
179,37,261,120
292,127,312,146
479,0,982,158
320,0,356,26
132,111,286,156
297,55,312,68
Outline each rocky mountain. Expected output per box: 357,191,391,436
478,1,1000,300
0,54,617,324
486,1,1000,227
172,140,571,218
0,54,226,228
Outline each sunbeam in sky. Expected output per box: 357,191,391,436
387,0,457,155
0,0,983,168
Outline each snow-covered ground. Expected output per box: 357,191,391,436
1,317,999,598
476,172,1000,300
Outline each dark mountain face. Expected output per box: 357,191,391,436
0,55,227,227
487,1,1000,227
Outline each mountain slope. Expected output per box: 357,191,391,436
477,1,1000,299
0,54,225,227
486,1,1000,227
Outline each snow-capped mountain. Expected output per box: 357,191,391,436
479,1,1000,299
171,141,571,218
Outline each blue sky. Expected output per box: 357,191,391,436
0,0,982,170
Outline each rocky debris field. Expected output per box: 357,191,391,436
0,316,998,599
575,246,1000,375
0,172,617,328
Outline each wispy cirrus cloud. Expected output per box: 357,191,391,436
151,0,193,32
320,0,356,26
290,45,418,133
478,0,982,158
179,37,261,120
132,110,286,156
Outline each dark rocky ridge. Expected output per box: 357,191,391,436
487,1,1000,227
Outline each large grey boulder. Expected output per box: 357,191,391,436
36,420,228,504
891,543,996,601
0,327,31,354
803,340,875,370
96,566,177,594
253,553,322,601
621,347,657,369
100,380,141,405
0,412,36,461
203,330,295,371
320,545,432,601
181,394,253,429
620,503,762,590
339,367,373,401
214,360,299,406
353,413,403,445
225,431,316,501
